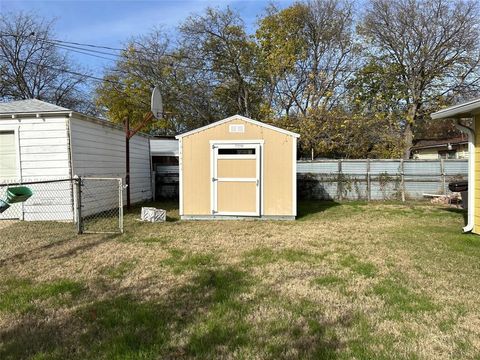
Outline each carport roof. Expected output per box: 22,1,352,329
431,98,480,120
175,114,300,139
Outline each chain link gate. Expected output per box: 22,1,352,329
76,177,124,234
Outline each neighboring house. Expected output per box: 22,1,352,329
411,136,468,160
431,97,480,234
0,99,152,221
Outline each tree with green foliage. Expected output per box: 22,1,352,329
180,7,263,119
94,0,480,159
95,34,173,133
256,0,358,118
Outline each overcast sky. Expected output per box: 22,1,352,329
0,0,292,76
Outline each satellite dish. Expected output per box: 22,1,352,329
151,86,163,119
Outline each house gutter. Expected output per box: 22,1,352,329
455,119,475,233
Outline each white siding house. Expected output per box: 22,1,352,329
0,99,152,221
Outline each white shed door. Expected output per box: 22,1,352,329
212,143,261,216
0,131,17,181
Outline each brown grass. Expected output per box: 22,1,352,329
0,201,479,359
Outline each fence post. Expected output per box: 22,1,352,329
338,159,343,200
151,170,156,202
366,159,371,201
75,176,83,234
440,158,446,195
119,178,124,234
400,159,405,202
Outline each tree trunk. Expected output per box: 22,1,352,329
403,103,419,159
403,122,413,159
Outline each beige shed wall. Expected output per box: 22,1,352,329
180,118,295,216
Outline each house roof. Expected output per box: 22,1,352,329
431,98,480,119
411,136,467,150
175,114,300,139
0,99,70,114
0,99,153,138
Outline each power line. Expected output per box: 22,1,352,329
54,44,119,62
0,53,123,86
0,32,360,74
0,32,180,60
13,34,222,74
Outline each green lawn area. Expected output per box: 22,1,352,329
0,201,479,359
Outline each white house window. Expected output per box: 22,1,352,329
438,150,456,159
229,124,245,133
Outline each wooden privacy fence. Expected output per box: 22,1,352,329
155,159,468,201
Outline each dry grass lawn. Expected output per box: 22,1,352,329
0,201,479,359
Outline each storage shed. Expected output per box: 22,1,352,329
0,99,152,221
175,115,300,220
431,98,480,234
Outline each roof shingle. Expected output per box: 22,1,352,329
0,99,70,114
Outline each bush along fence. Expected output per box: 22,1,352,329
297,159,468,201
154,159,468,201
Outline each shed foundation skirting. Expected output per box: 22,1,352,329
180,215,296,221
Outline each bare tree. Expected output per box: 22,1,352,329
257,0,358,117
359,0,480,158
0,12,90,111
179,7,262,118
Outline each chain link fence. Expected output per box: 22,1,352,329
0,178,77,263
77,177,123,234
0,177,124,263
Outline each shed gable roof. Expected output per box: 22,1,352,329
175,115,300,139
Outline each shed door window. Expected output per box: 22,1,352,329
0,131,17,180
218,148,256,155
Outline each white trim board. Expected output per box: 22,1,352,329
176,115,300,139
215,177,257,182
210,139,265,145
292,137,297,217
178,137,184,216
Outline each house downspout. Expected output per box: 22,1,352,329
455,119,475,233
